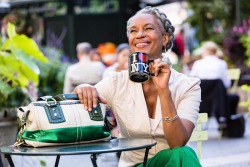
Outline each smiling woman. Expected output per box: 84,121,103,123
127,6,175,59
128,13,166,58
73,6,202,167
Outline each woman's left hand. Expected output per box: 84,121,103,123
149,58,171,90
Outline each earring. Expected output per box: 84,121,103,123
164,46,167,53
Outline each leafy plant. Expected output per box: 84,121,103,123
240,84,250,120
36,27,69,97
223,31,246,67
222,19,250,86
240,34,250,67
185,0,234,44
186,0,250,45
37,46,69,96
0,23,48,111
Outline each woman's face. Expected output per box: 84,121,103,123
128,13,168,59
117,48,131,70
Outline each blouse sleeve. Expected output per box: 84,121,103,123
176,77,201,125
95,71,118,109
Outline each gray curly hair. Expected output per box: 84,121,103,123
127,6,175,52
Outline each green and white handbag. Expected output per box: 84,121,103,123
15,94,111,147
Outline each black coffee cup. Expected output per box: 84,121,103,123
129,52,154,83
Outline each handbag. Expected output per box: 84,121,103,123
14,94,111,147
227,114,245,138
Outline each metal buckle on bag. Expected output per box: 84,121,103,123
44,98,66,123
45,97,57,106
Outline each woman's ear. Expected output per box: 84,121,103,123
163,34,169,46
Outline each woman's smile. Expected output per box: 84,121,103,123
128,13,167,59
135,42,149,48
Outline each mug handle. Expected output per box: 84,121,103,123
148,59,155,76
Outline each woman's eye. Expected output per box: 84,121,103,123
145,27,153,30
130,29,136,33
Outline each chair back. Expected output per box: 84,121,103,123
189,113,208,159
227,68,241,93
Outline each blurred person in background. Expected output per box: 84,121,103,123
90,48,106,65
182,55,196,76
172,28,185,59
102,43,131,78
182,47,203,76
97,42,117,67
190,41,231,88
190,41,240,135
63,42,105,93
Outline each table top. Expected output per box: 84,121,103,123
0,138,156,156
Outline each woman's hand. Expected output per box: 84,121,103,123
72,84,107,111
149,58,171,90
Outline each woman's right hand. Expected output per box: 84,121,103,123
72,84,107,111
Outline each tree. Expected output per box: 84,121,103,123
185,0,250,45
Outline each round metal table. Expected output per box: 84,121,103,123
0,138,157,167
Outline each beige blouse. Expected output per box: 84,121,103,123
95,69,201,167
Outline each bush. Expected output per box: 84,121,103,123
0,23,47,110
37,46,69,97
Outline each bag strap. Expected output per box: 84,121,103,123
14,108,30,146
37,95,54,101
53,94,79,101
37,94,79,102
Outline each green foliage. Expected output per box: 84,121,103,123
90,0,119,13
240,35,250,67
240,85,250,114
37,47,69,97
0,23,48,109
186,0,250,44
186,0,233,43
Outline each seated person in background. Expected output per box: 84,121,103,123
102,43,131,78
73,6,202,167
97,42,117,67
63,42,106,93
182,54,196,76
90,48,104,63
190,41,231,89
190,41,239,130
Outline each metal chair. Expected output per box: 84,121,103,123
189,113,208,159
227,68,241,93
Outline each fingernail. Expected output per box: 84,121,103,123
84,106,88,110
93,104,97,108
89,108,92,111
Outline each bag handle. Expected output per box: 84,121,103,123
15,108,30,146
53,94,115,132
53,93,79,101
53,94,115,131
36,94,115,132
36,94,79,102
